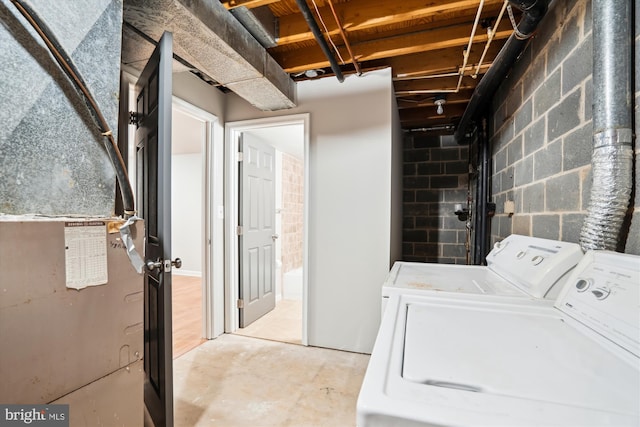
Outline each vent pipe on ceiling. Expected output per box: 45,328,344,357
295,0,345,82
579,0,634,251
453,0,550,143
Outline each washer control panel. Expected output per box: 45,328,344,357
486,235,583,298
557,251,640,357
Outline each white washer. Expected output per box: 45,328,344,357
358,250,640,426
382,234,583,313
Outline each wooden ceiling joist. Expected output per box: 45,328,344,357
221,0,280,10
400,103,467,122
385,43,503,78
394,75,480,93
275,19,512,73
275,0,505,45
396,89,475,109
216,0,517,131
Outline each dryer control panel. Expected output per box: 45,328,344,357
556,250,640,357
486,235,583,298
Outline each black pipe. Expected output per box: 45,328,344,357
477,119,490,264
295,0,345,82
10,0,136,217
471,119,490,264
454,0,550,143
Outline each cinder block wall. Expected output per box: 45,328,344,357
489,0,639,254
0,0,123,216
403,134,470,264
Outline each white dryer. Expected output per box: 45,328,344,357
382,234,583,312
358,250,640,426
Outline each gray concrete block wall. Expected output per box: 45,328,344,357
0,0,123,216
489,0,639,255
403,134,470,264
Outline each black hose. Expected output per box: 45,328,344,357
454,0,550,143
10,0,135,217
295,0,345,82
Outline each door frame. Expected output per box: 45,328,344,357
224,114,310,345
172,97,225,339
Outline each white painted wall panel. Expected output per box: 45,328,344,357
172,153,203,275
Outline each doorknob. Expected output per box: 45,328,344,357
272,234,279,241
146,258,182,271
146,259,162,271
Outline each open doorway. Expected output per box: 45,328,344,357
170,98,222,358
225,114,309,346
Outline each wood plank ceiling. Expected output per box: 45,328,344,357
221,0,518,132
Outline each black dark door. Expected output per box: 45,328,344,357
134,31,174,427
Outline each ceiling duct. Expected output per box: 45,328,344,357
230,6,279,49
122,0,296,111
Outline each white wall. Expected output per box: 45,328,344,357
226,68,400,353
171,153,203,275
173,72,226,120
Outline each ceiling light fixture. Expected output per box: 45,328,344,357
434,95,447,115
293,69,326,79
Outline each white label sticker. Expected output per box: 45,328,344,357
64,221,108,290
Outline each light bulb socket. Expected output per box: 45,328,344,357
434,95,446,115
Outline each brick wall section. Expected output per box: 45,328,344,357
281,152,304,273
489,0,639,254
403,134,470,264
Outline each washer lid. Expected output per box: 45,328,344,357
402,301,640,416
383,262,526,296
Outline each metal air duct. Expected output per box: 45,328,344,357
579,0,634,251
123,0,296,111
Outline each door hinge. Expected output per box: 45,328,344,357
237,151,244,162
236,225,243,236
129,111,141,126
237,299,244,309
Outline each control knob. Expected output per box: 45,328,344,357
575,278,592,292
531,255,544,265
591,287,611,300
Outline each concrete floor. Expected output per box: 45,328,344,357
234,299,303,345
173,334,370,427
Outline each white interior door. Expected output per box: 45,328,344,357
238,134,277,327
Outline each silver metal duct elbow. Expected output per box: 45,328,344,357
580,130,634,250
579,0,634,251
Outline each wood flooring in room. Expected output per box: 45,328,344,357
172,275,206,359
172,274,304,358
